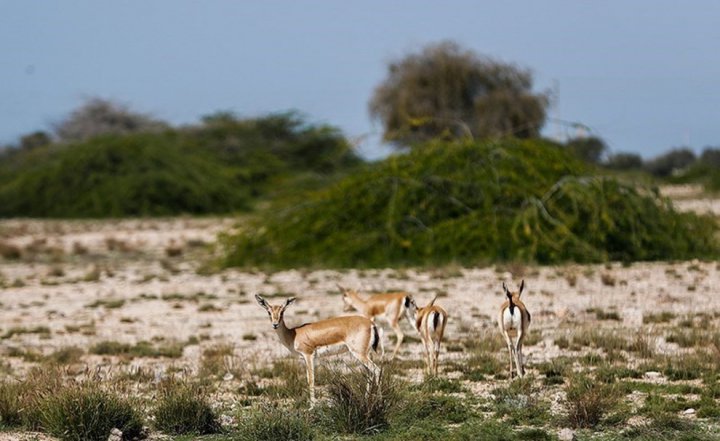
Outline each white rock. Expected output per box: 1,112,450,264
558,428,576,441
107,428,122,441
223,372,234,381
683,408,696,415
644,371,662,380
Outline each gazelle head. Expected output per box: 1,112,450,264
337,284,356,312
255,294,296,329
502,280,525,301
403,295,418,322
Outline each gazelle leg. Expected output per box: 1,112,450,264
514,333,524,378
390,321,404,359
433,339,441,376
517,341,525,376
502,331,514,379
352,350,381,395
302,352,316,407
421,337,431,376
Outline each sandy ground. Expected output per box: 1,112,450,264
0,187,717,439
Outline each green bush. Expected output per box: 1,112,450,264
224,138,719,268
154,379,220,435
39,384,144,441
0,112,359,217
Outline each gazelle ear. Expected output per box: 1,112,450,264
255,294,268,309
284,297,296,309
336,284,346,293
519,280,525,296
404,296,413,308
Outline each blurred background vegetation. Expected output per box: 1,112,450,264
1,41,718,266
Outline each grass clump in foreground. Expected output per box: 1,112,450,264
223,138,719,268
154,378,220,435
564,373,622,429
39,383,144,441
234,405,315,441
317,367,400,435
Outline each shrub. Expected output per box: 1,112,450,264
392,393,470,426
318,367,399,435
90,340,184,358
492,376,550,426
564,373,621,428
44,346,84,364
39,384,144,441
605,152,643,170
224,139,719,268
644,148,696,177
154,379,220,435
454,420,554,441
0,381,24,427
536,357,570,385
234,405,314,441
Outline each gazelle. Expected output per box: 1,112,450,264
337,285,410,359
404,295,448,376
498,280,531,379
255,294,382,407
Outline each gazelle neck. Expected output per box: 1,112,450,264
274,319,297,353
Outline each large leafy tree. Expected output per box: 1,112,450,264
369,41,548,147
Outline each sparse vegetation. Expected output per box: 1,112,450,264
234,405,314,441
89,340,184,358
154,378,220,435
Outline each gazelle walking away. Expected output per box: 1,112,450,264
498,280,531,379
255,294,382,407
404,295,448,376
337,285,410,359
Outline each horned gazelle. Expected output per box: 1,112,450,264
255,294,382,407
498,280,531,378
337,285,411,359
404,295,448,376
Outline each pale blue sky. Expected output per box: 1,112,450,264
1,1,719,158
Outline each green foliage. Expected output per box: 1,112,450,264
566,136,606,164
90,340,184,358
564,373,621,429
453,420,554,441
644,148,696,177
605,152,643,170
318,368,400,435
39,384,144,441
0,381,24,427
233,405,314,441
369,40,547,146
154,379,220,435
224,138,719,268
0,112,359,217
